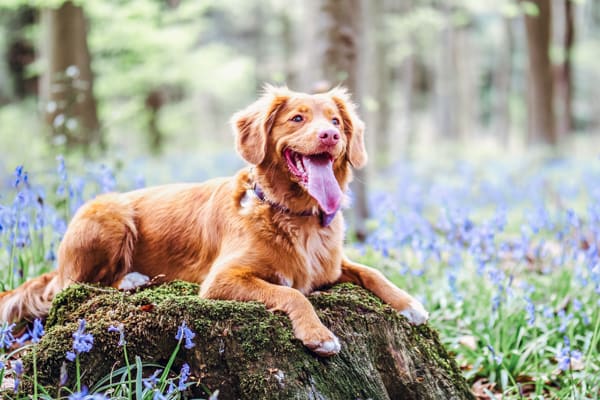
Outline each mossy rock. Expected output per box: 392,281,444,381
20,281,473,399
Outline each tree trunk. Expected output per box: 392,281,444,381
252,2,268,92
368,0,392,168
434,5,460,140
39,1,101,150
281,8,299,89
493,18,515,147
6,7,38,99
522,0,557,145
315,0,369,241
20,282,474,400
556,0,575,136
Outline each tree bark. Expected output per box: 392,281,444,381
493,18,515,147
368,0,392,168
6,7,38,99
20,282,474,400
39,1,101,149
434,5,460,140
556,0,575,136
522,0,557,145
315,0,369,241
281,8,299,89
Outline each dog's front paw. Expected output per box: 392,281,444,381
400,298,429,325
298,326,341,357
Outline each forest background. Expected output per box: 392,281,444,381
1,1,600,398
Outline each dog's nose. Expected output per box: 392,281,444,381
318,129,340,146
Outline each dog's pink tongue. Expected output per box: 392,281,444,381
303,154,342,214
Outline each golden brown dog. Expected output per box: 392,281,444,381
0,86,428,356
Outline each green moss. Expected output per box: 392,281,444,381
22,281,472,399
46,283,100,327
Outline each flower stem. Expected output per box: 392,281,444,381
123,344,132,400
33,348,38,399
75,355,81,393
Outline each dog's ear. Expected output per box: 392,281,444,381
232,86,288,165
329,87,368,169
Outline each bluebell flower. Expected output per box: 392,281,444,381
557,336,583,371
166,381,176,395
45,243,56,262
66,351,76,362
486,344,503,364
57,155,67,181
67,319,94,361
153,392,167,400
582,312,590,326
98,164,116,193
178,363,191,390
107,324,126,346
142,368,162,390
0,323,16,350
175,321,196,349
525,297,535,326
13,166,24,188
557,310,573,333
68,387,88,400
30,318,45,343
67,386,111,400
13,359,23,392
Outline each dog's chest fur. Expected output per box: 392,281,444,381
270,214,343,294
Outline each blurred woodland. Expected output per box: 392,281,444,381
1,0,599,161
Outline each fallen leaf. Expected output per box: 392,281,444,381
471,378,502,399
458,335,478,350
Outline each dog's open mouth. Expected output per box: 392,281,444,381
284,148,342,214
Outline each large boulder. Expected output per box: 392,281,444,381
21,281,473,399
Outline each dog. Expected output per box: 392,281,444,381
0,86,428,356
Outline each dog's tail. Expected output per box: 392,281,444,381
0,271,64,323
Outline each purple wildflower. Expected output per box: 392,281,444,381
486,344,503,364
66,319,94,361
525,297,535,326
68,387,89,400
0,322,16,350
175,321,196,349
107,324,126,346
557,336,583,371
30,318,45,343
178,363,191,391
153,392,167,400
142,369,162,390
67,387,109,400
13,359,23,393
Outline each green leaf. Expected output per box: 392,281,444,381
499,2,521,18
520,1,540,16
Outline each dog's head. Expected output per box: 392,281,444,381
232,86,367,214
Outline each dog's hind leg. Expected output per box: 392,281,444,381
57,193,138,288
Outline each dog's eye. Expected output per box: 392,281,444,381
291,115,304,123
332,117,340,126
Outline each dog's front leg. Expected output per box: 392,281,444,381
338,258,429,325
200,267,341,356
